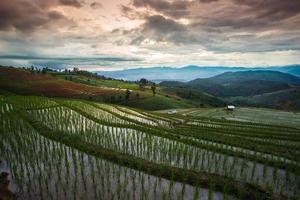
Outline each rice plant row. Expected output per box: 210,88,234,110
0,110,231,200
27,105,299,196
1,96,299,199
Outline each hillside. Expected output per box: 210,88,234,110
0,66,223,110
185,79,292,97
161,71,300,97
160,70,300,110
161,87,225,107
96,66,243,82
227,87,300,110
171,106,300,128
0,67,136,101
96,65,300,82
210,70,300,85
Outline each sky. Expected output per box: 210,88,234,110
0,0,300,70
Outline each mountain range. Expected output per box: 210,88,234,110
96,65,300,82
160,70,300,110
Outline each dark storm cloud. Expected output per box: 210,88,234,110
131,0,221,19
141,15,194,44
60,0,82,7
0,0,81,32
125,13,300,52
90,2,102,9
132,0,191,19
143,15,186,34
198,0,300,30
123,0,300,52
198,0,219,3
0,55,141,62
233,0,300,20
130,35,145,45
120,5,150,20
129,15,206,45
129,0,300,29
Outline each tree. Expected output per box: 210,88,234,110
110,95,116,103
140,78,147,85
42,67,48,74
139,78,147,91
125,89,131,100
73,67,79,73
151,83,156,96
30,66,35,74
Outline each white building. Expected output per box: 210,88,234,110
227,105,235,111
167,110,177,115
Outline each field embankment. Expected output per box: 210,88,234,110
0,95,299,199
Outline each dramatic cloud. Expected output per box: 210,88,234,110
0,0,81,32
132,0,190,19
0,55,141,62
132,0,220,19
142,15,186,39
233,0,300,20
0,0,300,69
60,0,82,7
0,54,142,69
90,2,102,9
122,0,300,52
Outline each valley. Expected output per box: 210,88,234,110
0,65,300,200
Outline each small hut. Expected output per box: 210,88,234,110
167,110,177,115
227,105,235,111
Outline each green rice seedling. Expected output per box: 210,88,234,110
1,96,299,200
251,160,257,182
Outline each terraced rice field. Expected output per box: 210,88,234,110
177,107,300,128
0,96,299,200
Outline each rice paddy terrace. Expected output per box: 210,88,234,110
0,95,299,200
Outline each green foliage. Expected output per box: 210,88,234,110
125,89,131,100
0,95,299,200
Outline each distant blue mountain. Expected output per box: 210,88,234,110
95,65,300,82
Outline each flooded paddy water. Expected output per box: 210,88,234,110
0,97,299,199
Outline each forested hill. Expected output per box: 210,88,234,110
160,70,300,110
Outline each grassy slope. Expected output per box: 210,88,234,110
172,107,300,128
0,67,127,99
160,71,300,110
0,66,226,110
120,94,195,110
0,67,156,104
226,87,300,110
57,74,225,110
161,87,225,107
55,74,140,90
